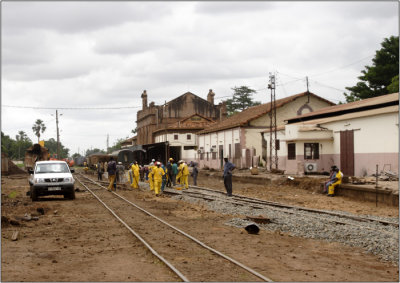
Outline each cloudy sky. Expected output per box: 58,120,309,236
1,1,398,156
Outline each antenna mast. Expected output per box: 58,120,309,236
268,73,278,170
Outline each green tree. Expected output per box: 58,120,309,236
72,152,82,159
1,132,14,157
225,86,261,116
107,138,124,154
44,138,70,159
85,148,106,157
32,119,46,142
344,36,399,102
387,74,399,93
1,131,33,160
15,131,32,160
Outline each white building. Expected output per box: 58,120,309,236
263,93,399,176
197,92,335,169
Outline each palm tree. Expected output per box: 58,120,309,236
32,119,46,143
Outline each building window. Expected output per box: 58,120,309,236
304,143,319,159
276,139,280,150
187,134,191,140
288,143,296,160
184,146,196,150
174,134,178,140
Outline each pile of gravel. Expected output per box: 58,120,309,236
173,193,399,264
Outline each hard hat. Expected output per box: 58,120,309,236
152,159,155,162
156,161,161,166
169,158,173,161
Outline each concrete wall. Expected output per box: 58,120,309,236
248,95,334,163
276,110,399,176
197,127,243,169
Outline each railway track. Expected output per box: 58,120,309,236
170,185,399,228
75,173,273,282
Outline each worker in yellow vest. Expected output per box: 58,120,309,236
153,161,165,196
147,160,156,191
178,160,189,190
130,161,140,189
327,166,343,197
175,160,183,190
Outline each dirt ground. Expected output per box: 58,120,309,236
197,172,399,218
1,171,398,282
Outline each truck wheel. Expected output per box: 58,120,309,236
65,189,75,200
31,188,38,201
69,189,76,200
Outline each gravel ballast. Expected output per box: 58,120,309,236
173,192,399,264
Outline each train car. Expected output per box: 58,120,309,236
116,149,134,169
87,153,116,169
24,144,49,171
73,156,86,167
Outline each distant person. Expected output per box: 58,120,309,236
107,157,117,192
327,166,343,197
190,161,198,186
83,161,89,174
171,160,178,186
323,166,336,194
223,157,235,197
131,161,140,189
103,161,108,179
147,161,157,192
161,162,167,192
166,158,173,187
177,160,189,190
153,161,165,196
96,161,103,181
116,162,125,186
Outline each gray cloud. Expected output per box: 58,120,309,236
1,1,398,155
194,1,276,14
2,2,173,34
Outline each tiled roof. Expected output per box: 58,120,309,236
153,114,216,134
286,92,399,123
198,92,334,134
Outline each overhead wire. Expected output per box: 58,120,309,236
2,105,141,110
308,54,374,78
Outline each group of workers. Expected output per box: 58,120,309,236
144,158,198,196
98,157,199,197
92,157,341,198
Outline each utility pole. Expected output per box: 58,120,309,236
106,134,109,152
56,110,60,159
268,73,278,170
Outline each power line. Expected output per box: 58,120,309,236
2,105,141,110
309,79,347,93
309,54,374,78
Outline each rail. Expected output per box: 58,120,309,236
76,173,273,282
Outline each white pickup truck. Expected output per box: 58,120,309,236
28,160,75,201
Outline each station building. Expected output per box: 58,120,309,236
196,92,335,169
264,92,399,177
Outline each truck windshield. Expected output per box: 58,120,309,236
35,163,70,174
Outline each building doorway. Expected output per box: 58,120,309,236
340,130,354,176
